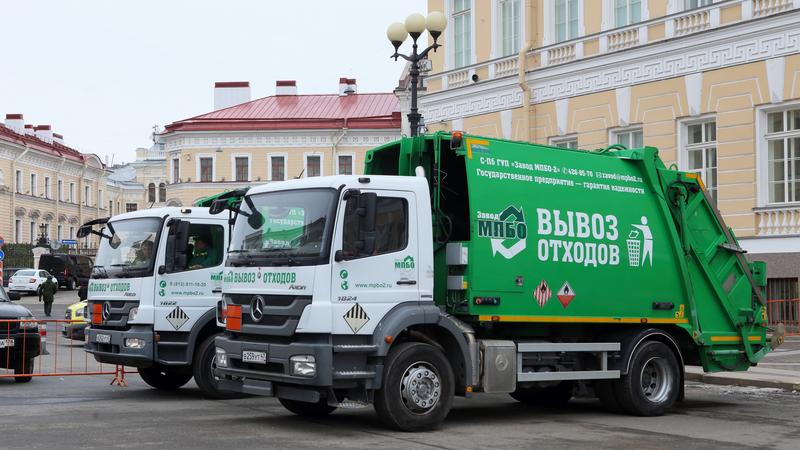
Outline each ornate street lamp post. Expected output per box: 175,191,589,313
387,12,447,136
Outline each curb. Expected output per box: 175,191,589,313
685,367,800,391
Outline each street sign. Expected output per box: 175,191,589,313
0,236,4,246
62,239,77,246
0,249,5,262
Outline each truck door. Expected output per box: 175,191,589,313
154,220,227,336
330,190,419,335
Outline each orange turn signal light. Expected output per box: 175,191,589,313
226,305,242,332
92,303,102,325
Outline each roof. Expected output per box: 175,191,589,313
163,93,401,134
0,123,92,164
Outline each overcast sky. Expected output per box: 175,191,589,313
0,0,427,164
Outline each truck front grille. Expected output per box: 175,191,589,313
226,294,312,337
88,300,138,330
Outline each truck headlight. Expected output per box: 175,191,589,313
215,347,229,368
128,307,139,321
290,355,316,377
124,338,146,349
19,318,38,329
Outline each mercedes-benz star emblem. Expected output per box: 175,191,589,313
102,301,111,321
250,296,265,323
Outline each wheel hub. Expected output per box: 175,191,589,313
640,356,672,403
400,362,441,414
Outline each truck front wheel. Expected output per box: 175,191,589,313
374,342,454,431
193,334,245,399
138,365,193,390
279,398,336,417
614,341,680,416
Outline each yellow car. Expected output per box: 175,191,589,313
62,300,88,341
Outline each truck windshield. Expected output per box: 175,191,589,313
92,217,161,278
228,188,337,267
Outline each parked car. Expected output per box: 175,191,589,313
7,269,55,296
2,267,22,287
62,300,88,341
38,254,93,290
0,286,41,382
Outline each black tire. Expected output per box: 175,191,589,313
67,278,76,290
374,342,454,431
138,365,193,390
613,341,680,416
14,358,35,383
279,398,337,417
193,334,246,399
510,381,574,405
594,380,623,413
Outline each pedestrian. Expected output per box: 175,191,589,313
41,275,58,317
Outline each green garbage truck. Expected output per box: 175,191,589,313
211,132,782,431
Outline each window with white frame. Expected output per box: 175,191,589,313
615,0,641,27
199,157,214,182
99,189,104,207
765,108,800,204
500,0,521,55
45,223,50,239
269,155,286,181
551,136,578,149
126,203,138,213
337,154,354,175
453,0,472,68
109,200,113,212
69,226,75,239
84,185,91,206
15,170,22,193
172,157,180,183
29,221,35,243
15,220,21,243
58,225,63,241
305,155,322,177
30,173,37,196
234,155,250,182
555,0,579,42
613,127,644,148
685,0,712,9
69,182,75,203
58,179,63,201
683,120,718,204
44,176,51,199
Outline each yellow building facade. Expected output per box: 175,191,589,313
422,0,800,297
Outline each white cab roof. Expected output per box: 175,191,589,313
246,175,428,196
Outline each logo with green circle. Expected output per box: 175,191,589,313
339,269,348,279
159,280,167,288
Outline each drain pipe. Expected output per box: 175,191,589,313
518,0,536,142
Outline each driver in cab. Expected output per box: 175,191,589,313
189,234,218,269
131,240,154,266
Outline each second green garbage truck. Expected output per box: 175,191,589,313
212,132,781,430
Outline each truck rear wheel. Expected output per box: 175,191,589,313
138,365,193,390
193,334,245,399
510,381,573,405
614,341,680,416
14,358,34,383
279,398,336,417
374,342,454,432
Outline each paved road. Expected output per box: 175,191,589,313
3,290,800,449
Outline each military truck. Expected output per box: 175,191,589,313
212,132,781,430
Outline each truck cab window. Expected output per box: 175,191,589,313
342,196,408,258
183,224,224,271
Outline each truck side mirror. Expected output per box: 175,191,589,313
165,219,191,272
76,225,91,238
209,199,228,215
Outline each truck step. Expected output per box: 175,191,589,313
333,370,376,379
333,344,378,353
334,401,370,409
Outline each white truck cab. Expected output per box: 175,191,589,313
83,207,238,398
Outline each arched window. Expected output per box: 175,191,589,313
158,183,167,202
148,183,156,203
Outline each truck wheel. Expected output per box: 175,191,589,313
279,398,336,417
138,366,193,390
193,334,245,399
614,341,680,416
67,278,76,290
374,342,454,431
14,358,35,383
510,381,573,405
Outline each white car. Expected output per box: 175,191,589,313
8,269,56,296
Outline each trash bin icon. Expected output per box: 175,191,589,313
627,229,641,267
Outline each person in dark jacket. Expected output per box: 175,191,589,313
40,275,58,317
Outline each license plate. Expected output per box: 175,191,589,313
95,333,111,344
0,338,14,348
242,350,267,364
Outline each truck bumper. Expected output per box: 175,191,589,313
62,323,88,341
85,326,154,368
213,333,339,402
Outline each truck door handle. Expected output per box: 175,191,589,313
396,280,417,286
212,288,222,294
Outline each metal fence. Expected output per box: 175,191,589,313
767,298,800,336
1,319,130,384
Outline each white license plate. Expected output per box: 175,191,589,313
95,333,111,344
0,338,14,348
242,350,267,364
